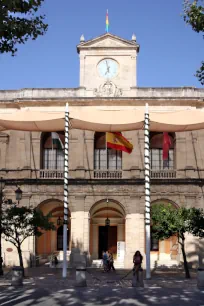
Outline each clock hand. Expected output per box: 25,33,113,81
106,61,110,72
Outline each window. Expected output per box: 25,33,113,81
150,133,175,170
41,132,65,170
94,132,122,170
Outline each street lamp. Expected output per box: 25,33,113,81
57,217,62,226
0,177,5,276
105,198,110,227
15,187,22,204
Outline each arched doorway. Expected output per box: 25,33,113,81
36,199,71,256
151,199,179,263
90,199,125,261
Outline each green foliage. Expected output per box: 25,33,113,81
184,0,204,33
0,0,48,55
183,1,204,85
151,204,204,242
151,204,204,278
2,205,55,248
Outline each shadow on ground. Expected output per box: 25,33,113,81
0,267,203,306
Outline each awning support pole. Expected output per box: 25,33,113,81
62,103,69,278
144,103,151,279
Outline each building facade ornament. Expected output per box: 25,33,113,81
94,80,123,97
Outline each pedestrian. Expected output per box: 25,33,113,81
108,252,115,271
133,250,143,280
106,250,110,272
102,251,108,272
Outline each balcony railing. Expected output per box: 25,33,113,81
37,169,176,180
150,170,176,179
94,170,122,179
39,169,64,179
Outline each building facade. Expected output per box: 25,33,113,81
0,33,204,269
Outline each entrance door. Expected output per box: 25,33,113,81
98,226,117,258
57,226,70,250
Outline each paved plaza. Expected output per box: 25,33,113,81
0,267,204,305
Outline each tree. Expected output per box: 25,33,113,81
2,205,55,275
183,0,204,85
0,0,48,55
151,204,204,278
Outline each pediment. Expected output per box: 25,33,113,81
77,33,139,52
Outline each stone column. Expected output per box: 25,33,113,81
71,195,86,251
117,224,125,241
83,212,90,253
92,224,98,259
125,195,143,269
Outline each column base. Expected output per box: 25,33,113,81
197,269,204,288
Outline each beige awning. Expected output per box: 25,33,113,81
0,106,204,132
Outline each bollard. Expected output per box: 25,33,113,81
11,266,23,286
197,268,204,289
132,268,144,287
75,266,87,287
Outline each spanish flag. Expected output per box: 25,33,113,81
106,132,133,154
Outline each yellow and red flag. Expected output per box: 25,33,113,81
106,132,133,154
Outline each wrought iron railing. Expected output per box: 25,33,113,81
150,170,176,179
37,169,176,179
39,169,64,179
94,170,122,179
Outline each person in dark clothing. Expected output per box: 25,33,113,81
108,252,115,271
133,250,143,279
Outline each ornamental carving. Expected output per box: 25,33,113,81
94,81,123,97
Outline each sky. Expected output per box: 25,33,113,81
0,0,203,90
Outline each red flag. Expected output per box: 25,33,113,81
163,132,171,160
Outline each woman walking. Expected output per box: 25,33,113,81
133,250,143,280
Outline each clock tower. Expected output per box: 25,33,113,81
77,33,140,97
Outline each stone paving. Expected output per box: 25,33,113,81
0,267,203,306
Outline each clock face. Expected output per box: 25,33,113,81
98,59,118,79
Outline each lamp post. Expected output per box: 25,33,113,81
57,217,62,226
15,187,22,204
0,177,5,276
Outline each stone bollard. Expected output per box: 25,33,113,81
11,266,23,286
197,268,204,289
75,266,87,287
132,268,144,287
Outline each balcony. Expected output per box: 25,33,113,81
36,169,176,180
94,170,122,179
150,170,176,179
39,169,64,179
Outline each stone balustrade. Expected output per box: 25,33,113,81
0,87,203,101
150,170,176,179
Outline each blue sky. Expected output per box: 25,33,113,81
0,0,203,90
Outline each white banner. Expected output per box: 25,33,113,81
117,241,125,262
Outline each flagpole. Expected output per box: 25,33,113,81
144,103,151,279
62,103,69,278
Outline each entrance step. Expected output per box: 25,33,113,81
91,259,124,269
151,260,179,269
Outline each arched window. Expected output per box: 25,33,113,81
41,132,65,170
150,133,175,170
94,132,122,170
